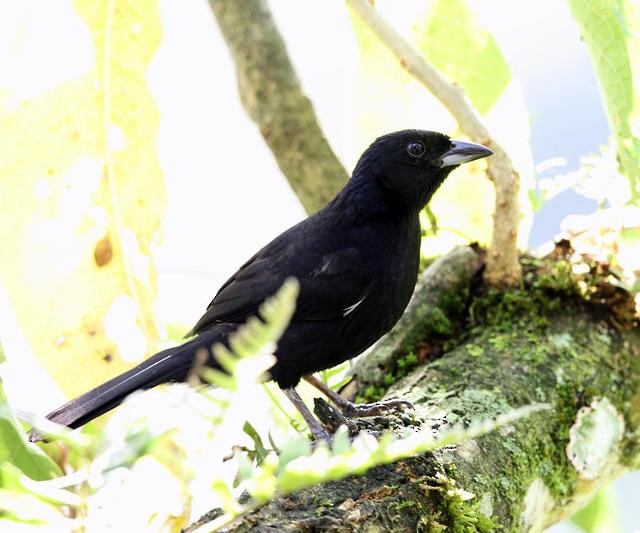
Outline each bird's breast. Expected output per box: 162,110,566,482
349,215,421,328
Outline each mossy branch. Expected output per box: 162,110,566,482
207,0,348,214
189,247,640,531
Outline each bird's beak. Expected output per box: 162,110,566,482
438,139,494,167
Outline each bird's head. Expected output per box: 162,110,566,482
352,130,493,213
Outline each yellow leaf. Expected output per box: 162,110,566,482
0,1,165,398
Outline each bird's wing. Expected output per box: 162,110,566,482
188,245,371,336
295,246,372,321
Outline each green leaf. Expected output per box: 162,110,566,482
567,0,640,200
0,463,79,506
570,486,621,532
242,421,271,465
415,0,511,114
0,381,61,482
0,478,74,529
0,0,166,402
202,278,299,389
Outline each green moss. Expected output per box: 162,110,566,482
468,255,589,336
416,472,502,532
487,334,512,351
530,258,578,294
466,345,484,358
383,373,395,386
392,499,420,512
361,384,386,403
403,254,640,524
359,288,472,403
466,315,635,512
397,351,419,371
418,516,447,533
426,306,453,335
359,253,639,526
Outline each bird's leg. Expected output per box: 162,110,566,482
304,375,413,418
283,387,332,441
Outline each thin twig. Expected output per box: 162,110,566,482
347,0,522,287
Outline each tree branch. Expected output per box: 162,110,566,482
346,0,522,288
188,247,640,531
208,0,348,214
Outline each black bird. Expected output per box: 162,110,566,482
37,130,492,441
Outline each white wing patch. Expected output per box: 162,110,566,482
343,295,366,317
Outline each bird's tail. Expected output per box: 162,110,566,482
40,328,230,432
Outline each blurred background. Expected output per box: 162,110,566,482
0,0,638,530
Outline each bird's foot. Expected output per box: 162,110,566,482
287,378,416,445
313,397,360,436
312,397,419,442
283,387,339,443
338,397,414,418
304,374,414,419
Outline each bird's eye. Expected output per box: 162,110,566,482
406,141,425,158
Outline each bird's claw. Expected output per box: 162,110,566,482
313,397,359,435
338,397,414,418
311,395,416,446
